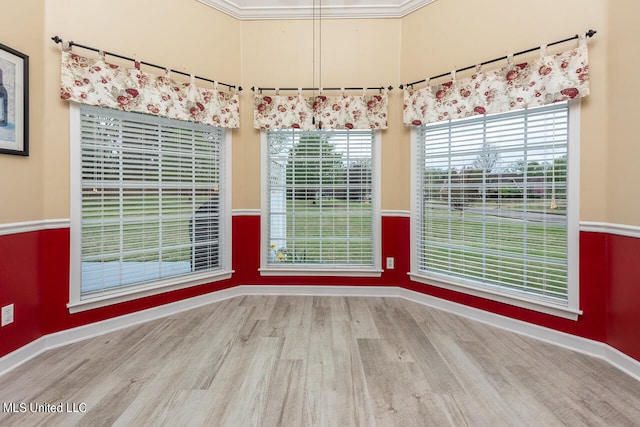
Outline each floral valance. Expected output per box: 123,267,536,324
403,36,589,126
60,51,240,128
253,90,388,130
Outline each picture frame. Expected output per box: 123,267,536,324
0,42,29,156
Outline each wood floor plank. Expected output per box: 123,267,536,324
331,319,377,427
280,296,313,361
219,337,283,426
344,297,381,339
2,295,640,427
357,338,435,426
261,359,306,427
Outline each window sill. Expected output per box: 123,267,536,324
67,270,234,313
408,272,582,321
260,267,383,278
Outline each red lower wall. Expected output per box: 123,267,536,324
1,216,638,364
607,234,640,360
401,230,608,343
0,231,43,356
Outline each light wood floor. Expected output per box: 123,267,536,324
2,296,640,426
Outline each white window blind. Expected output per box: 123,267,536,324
265,129,375,268
416,102,571,303
78,105,226,296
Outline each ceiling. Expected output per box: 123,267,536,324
197,0,437,20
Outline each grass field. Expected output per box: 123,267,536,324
83,194,567,298
82,194,215,263
419,204,568,299
269,200,373,265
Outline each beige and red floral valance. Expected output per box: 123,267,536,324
253,90,388,130
403,36,590,126
60,51,240,128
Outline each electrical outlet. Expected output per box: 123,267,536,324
386,257,395,270
1,304,14,326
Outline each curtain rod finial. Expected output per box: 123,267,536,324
586,29,597,38
52,36,62,44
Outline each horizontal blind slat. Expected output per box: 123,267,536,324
267,129,375,266
417,103,569,302
80,105,225,295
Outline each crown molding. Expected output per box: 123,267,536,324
197,0,437,20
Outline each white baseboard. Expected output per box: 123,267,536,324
0,286,244,377
2,285,639,382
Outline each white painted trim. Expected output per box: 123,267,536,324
372,131,383,271
232,210,411,218
567,99,581,312
223,131,234,273
2,285,639,382
239,285,400,297
260,129,382,274
2,219,639,240
580,221,640,239
260,130,270,271
604,346,640,382
232,209,261,216
1,286,243,377
0,219,70,236
197,0,437,20
381,209,410,217
66,104,235,311
409,127,419,276
409,102,582,320
408,272,581,320
69,102,82,308
396,286,640,382
258,268,383,277
66,271,234,313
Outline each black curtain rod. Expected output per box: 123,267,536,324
400,29,597,89
51,36,242,91
252,86,393,93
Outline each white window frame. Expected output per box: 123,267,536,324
68,103,233,313
410,100,581,320
259,129,382,277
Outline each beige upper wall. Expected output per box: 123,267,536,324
401,0,608,222
1,0,638,226
40,0,241,220
0,0,44,223
607,2,640,226
238,18,403,210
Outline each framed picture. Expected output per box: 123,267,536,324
0,42,29,156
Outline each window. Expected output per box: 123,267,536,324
69,104,232,311
411,101,580,318
261,129,381,276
